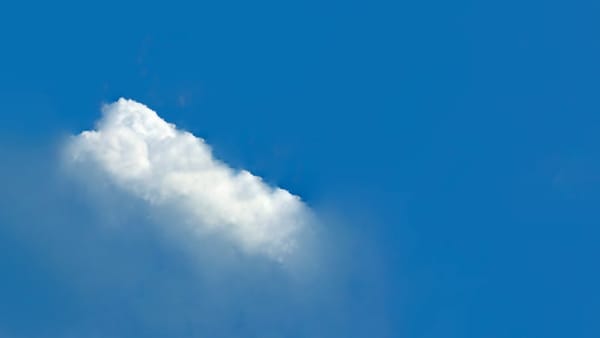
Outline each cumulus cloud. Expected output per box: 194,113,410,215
64,98,310,261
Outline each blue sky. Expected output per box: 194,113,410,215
0,1,599,337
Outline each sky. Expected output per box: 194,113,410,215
0,1,599,337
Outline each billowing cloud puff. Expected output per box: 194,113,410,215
65,98,309,261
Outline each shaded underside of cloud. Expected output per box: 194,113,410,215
64,98,310,261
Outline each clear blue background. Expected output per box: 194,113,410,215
0,1,599,337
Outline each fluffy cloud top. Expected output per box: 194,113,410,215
65,98,309,261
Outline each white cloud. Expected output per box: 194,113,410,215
65,98,309,261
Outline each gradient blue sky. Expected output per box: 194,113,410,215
0,1,599,337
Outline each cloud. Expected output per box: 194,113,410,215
64,98,310,261
0,122,391,338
